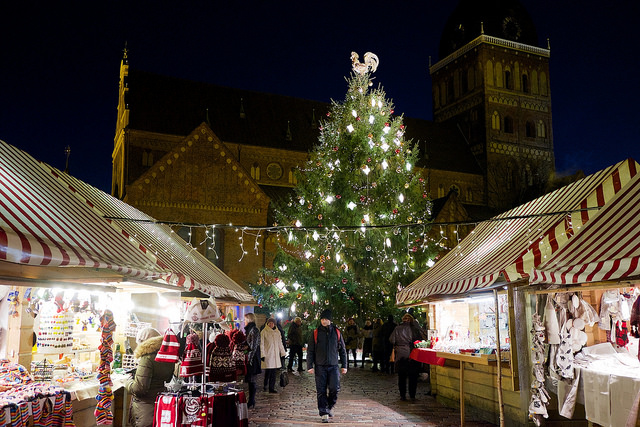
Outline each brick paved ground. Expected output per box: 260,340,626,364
246,363,496,426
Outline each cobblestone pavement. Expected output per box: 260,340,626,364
246,364,496,426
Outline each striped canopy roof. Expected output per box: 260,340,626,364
0,140,252,301
397,158,639,305
530,170,640,285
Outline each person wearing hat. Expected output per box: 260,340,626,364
307,309,347,423
126,327,175,427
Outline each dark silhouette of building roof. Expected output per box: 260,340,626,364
125,68,481,176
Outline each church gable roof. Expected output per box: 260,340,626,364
127,123,269,211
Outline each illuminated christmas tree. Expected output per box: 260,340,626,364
252,53,436,323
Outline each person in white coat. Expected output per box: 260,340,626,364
261,317,287,393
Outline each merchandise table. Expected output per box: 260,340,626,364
409,348,446,366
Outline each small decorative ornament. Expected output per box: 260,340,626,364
326,243,332,250
366,245,372,251
419,178,424,182
297,293,302,299
368,133,373,139
404,183,409,188
393,209,398,214
412,246,418,252
342,278,348,284
372,182,377,188
341,287,346,293
367,157,371,163
360,195,366,202
356,116,361,121
320,266,325,272
318,214,323,220
423,193,428,198
326,112,331,117
335,194,341,199
279,293,284,298
390,109,394,114
325,300,330,305
407,216,413,221
308,204,313,209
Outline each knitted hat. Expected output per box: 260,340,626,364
320,309,332,321
136,327,161,344
155,328,180,363
231,330,246,345
214,333,230,348
179,333,204,377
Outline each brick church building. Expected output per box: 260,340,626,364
111,0,555,291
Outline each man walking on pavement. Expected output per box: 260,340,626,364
307,309,348,423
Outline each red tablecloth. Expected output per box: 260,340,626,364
410,348,446,366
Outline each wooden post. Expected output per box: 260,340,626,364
494,289,505,427
460,361,465,426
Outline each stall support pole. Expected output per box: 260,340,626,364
202,323,208,395
494,289,505,427
459,361,465,426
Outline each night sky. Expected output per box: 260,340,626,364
2,1,638,194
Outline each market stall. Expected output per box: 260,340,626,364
397,158,639,426
0,139,253,425
524,167,640,427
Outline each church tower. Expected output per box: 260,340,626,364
431,0,554,210
112,46,130,199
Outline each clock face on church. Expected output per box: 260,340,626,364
502,16,522,40
266,162,283,180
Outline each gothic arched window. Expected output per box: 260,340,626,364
492,111,501,130
537,120,546,138
251,162,260,180
525,121,535,137
522,74,529,93
504,116,514,133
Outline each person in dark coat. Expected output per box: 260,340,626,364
126,327,175,427
243,312,261,408
381,314,397,373
389,313,423,400
371,318,384,372
307,309,348,423
287,316,304,372
276,318,287,367
362,319,373,364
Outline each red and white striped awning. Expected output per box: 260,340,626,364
396,158,639,305
530,170,640,285
0,140,252,301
